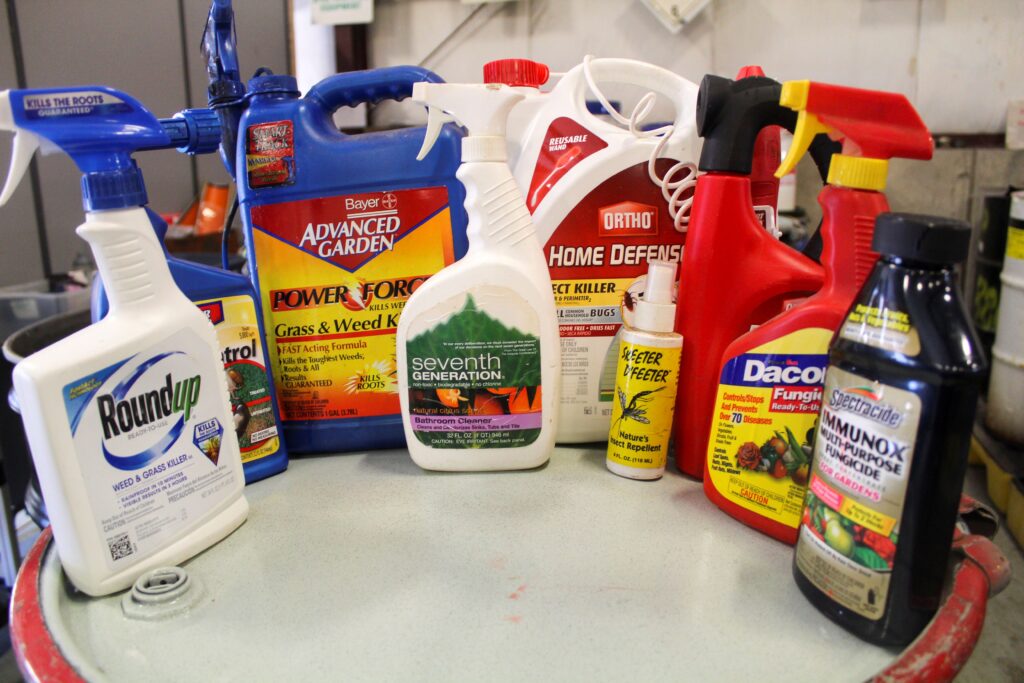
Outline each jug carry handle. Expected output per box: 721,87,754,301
305,66,445,114
565,58,699,133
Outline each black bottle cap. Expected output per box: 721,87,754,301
873,212,972,265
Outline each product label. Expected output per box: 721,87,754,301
541,159,687,428
839,303,920,356
250,187,454,423
706,329,831,528
607,339,680,469
247,120,295,188
405,287,542,449
1006,225,1024,261
62,331,239,571
794,367,921,620
19,90,131,120
197,296,280,464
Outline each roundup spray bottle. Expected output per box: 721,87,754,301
397,83,559,471
673,74,840,480
703,81,933,543
483,57,699,444
202,0,468,452
0,86,248,596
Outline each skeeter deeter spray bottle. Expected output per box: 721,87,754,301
703,81,933,544
0,87,248,596
397,83,560,471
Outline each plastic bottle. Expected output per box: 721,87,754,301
397,82,559,471
984,191,1024,445
606,260,681,480
484,57,700,444
793,213,986,646
0,86,247,596
202,0,468,453
92,204,289,485
703,80,933,543
672,73,840,479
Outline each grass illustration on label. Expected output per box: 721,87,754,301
407,294,542,448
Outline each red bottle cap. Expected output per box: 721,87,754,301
483,59,550,88
734,65,766,79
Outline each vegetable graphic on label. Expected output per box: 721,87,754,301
611,385,664,433
732,425,811,483
802,490,896,572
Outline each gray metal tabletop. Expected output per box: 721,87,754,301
40,447,895,681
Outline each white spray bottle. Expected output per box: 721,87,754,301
397,83,560,471
0,86,247,596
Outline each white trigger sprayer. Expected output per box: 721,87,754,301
0,91,46,206
415,82,524,165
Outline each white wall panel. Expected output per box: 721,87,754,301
917,0,1024,133
369,0,1024,135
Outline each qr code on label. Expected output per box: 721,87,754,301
107,533,134,562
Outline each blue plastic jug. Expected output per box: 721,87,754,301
230,71,468,453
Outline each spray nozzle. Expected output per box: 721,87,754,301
633,259,677,333
412,82,525,163
0,87,216,211
200,0,246,178
201,0,241,94
0,93,39,206
775,80,933,190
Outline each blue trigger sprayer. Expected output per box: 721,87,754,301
0,86,248,596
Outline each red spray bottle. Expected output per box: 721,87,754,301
672,74,840,479
702,80,933,543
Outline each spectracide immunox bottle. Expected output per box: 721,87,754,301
793,213,986,646
483,57,699,444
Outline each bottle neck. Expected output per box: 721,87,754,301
78,207,177,313
457,161,537,253
817,184,887,298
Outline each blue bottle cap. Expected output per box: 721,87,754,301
248,74,300,97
